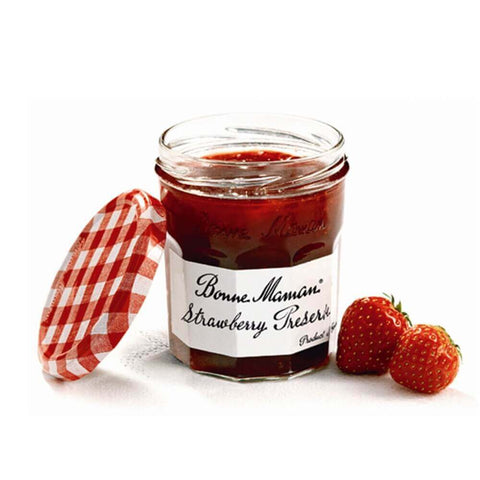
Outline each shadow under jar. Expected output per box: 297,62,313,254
155,113,349,380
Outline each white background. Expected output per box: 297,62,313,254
4,0,480,479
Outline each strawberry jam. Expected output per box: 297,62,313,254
156,114,349,380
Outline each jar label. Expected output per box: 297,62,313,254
166,241,339,358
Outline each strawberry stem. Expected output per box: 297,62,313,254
383,293,412,326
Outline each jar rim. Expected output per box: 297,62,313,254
156,113,348,198
158,113,344,167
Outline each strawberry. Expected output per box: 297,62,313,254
336,294,411,374
390,325,461,394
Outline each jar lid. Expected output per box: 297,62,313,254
38,189,166,380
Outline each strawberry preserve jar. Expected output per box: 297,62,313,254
155,114,349,380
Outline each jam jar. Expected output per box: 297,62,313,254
155,113,349,380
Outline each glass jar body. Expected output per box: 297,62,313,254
160,180,346,379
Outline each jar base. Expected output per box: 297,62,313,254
173,351,331,382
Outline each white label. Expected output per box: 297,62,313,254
166,239,339,358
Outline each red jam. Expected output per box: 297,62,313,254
157,150,347,379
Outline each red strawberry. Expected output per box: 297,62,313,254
390,325,461,394
336,295,411,374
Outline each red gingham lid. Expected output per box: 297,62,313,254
38,189,166,381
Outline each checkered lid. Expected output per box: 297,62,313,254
38,189,167,381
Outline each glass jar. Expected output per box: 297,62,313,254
155,113,349,380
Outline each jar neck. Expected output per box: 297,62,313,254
156,114,348,199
